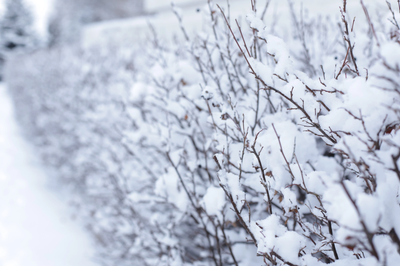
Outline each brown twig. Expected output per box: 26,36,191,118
341,181,380,260
339,6,359,75
361,0,380,47
335,45,350,79
217,4,257,76
250,129,272,214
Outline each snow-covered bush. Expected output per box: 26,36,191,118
6,0,400,265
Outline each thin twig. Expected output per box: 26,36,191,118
361,0,380,47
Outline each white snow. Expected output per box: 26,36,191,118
0,84,95,266
202,186,225,217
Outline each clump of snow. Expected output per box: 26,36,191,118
155,168,188,212
202,186,225,217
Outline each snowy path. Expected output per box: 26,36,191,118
0,84,96,266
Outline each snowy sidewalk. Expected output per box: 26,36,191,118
0,84,95,266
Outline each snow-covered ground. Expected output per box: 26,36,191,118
0,84,96,266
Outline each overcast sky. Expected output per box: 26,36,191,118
0,0,54,36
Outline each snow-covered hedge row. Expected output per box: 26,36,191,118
6,1,400,265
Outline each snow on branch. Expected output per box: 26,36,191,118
5,0,400,265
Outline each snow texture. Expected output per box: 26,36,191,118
0,85,95,266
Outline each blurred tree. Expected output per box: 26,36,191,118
0,0,38,79
0,0,38,53
48,0,144,46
